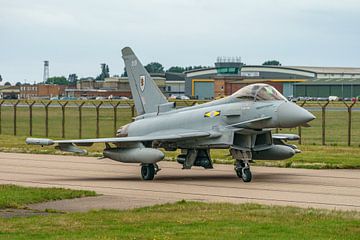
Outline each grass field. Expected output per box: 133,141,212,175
0,185,96,209
277,109,360,146
0,103,133,138
0,200,359,239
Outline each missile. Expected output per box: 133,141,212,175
26,138,54,146
103,147,164,164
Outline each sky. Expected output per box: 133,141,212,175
0,0,359,84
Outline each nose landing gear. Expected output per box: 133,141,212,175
235,160,252,182
231,148,253,182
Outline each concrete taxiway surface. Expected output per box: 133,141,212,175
0,152,359,211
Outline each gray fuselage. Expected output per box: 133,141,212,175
123,96,295,149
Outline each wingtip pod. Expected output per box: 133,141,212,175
26,138,54,146
121,47,134,57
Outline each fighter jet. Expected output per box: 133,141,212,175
26,47,315,182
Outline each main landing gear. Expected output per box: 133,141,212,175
140,163,160,180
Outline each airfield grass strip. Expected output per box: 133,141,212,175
0,201,359,239
0,185,96,209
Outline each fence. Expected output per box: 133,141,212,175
278,100,360,147
0,100,359,147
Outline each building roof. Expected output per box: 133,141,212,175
65,89,130,92
0,85,20,93
0,85,20,90
296,78,360,85
288,66,360,74
184,67,216,74
241,66,316,78
185,68,218,78
165,72,185,81
185,64,360,77
185,65,317,78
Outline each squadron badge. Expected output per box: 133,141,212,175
140,75,146,92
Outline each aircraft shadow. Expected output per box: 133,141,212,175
48,172,287,183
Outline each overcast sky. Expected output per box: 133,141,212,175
1,0,359,83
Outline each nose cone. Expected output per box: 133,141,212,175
278,102,315,128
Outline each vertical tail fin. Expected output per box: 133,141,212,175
122,47,168,115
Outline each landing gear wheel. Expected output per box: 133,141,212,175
235,168,243,178
141,164,155,180
241,168,252,182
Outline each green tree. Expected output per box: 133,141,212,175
262,60,281,66
45,76,69,85
145,62,164,73
194,66,208,70
15,82,21,86
184,66,209,71
167,66,185,73
121,68,128,77
0,75,2,82
167,66,209,73
96,63,110,80
68,74,78,84
4,82,11,86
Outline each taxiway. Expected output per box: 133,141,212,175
0,152,359,211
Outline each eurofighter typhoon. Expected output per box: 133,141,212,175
26,47,315,182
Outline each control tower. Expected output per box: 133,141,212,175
43,61,49,82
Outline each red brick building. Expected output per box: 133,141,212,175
20,84,67,99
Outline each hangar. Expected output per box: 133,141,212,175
291,67,360,98
185,60,360,99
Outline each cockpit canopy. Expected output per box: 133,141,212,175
232,84,287,101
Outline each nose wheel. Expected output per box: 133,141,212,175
235,160,252,182
241,167,252,182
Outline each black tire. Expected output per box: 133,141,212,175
141,164,155,180
241,168,252,182
235,168,242,178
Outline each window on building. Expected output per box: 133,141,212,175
228,67,237,73
216,67,239,74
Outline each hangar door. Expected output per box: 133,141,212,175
193,80,214,100
282,83,294,97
